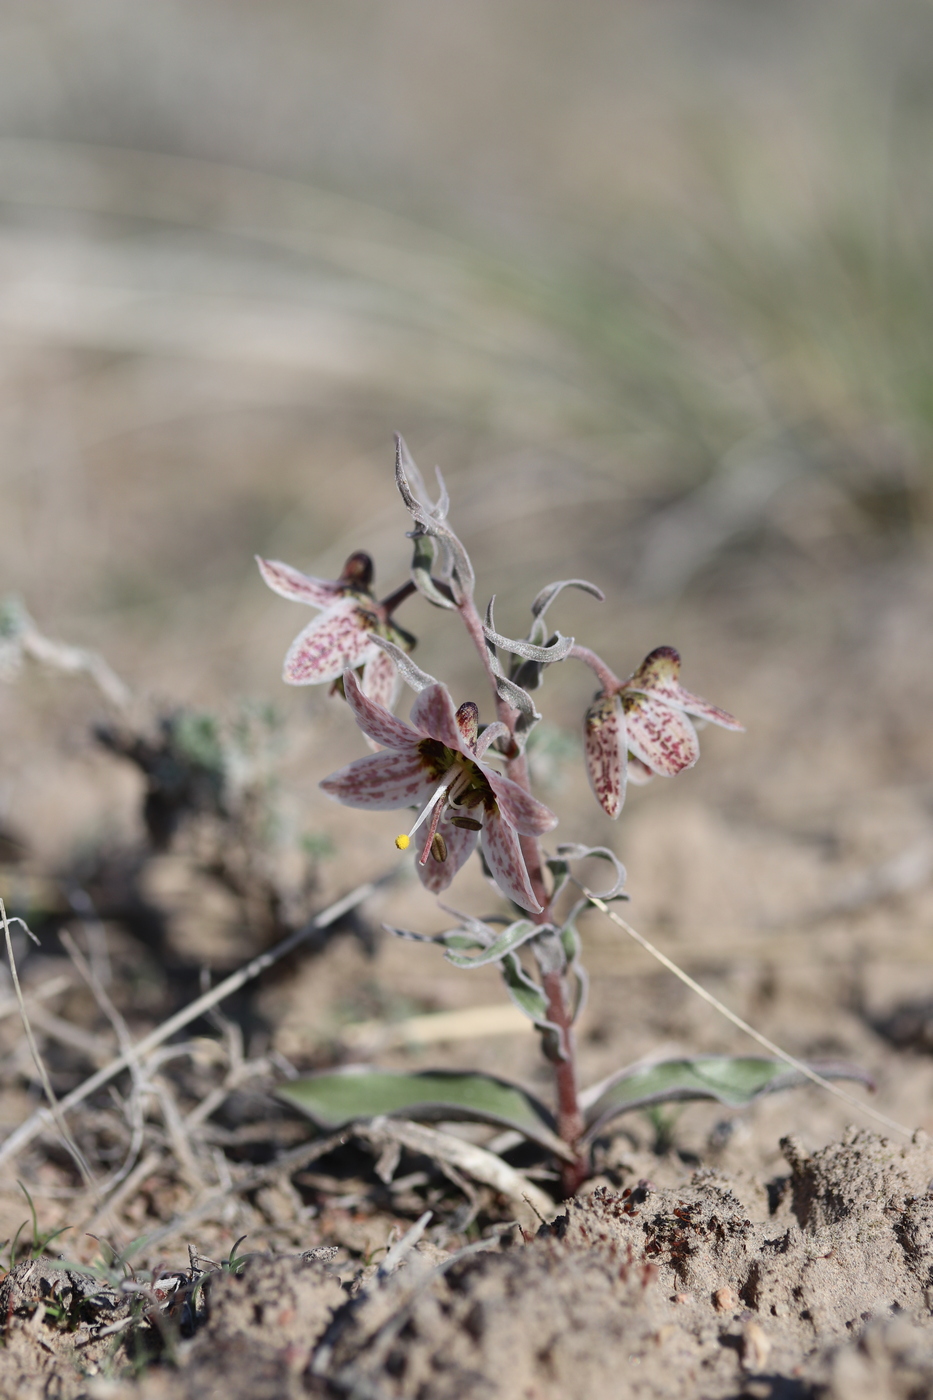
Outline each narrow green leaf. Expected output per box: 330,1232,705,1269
581,1056,874,1145
278,1067,570,1157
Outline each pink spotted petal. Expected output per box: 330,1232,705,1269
417,815,479,895
623,644,743,731
410,683,464,752
283,598,379,685
626,754,655,786
320,748,434,810
256,556,342,609
583,691,627,819
625,645,682,694
482,767,558,836
342,668,420,751
361,648,401,713
654,686,743,731
481,809,542,913
622,693,700,777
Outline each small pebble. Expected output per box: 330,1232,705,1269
672,1293,690,1306
741,1319,772,1372
713,1285,739,1313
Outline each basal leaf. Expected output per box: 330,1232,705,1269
580,1056,873,1145
278,1067,570,1157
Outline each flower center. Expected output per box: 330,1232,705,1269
395,750,491,865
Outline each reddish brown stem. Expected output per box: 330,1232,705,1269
541,968,588,1196
379,579,418,616
568,643,622,694
456,591,588,1192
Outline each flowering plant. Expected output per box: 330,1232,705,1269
262,440,862,1198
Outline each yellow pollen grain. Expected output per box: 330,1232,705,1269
395,834,410,850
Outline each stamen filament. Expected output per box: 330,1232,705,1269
395,766,458,851
418,795,448,866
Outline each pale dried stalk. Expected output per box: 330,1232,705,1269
357,1117,556,1220
0,877,385,1168
585,890,914,1140
1,897,99,1193
17,612,131,709
60,928,147,1197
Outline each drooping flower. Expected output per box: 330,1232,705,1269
584,646,743,818
320,670,557,912
256,551,411,708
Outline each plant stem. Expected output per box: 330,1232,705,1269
568,644,622,694
379,579,418,616
541,968,588,1197
457,593,518,743
456,591,588,1189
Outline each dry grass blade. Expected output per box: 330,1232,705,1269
0,875,387,1168
10,602,132,709
1,896,99,1194
356,1117,556,1222
583,890,915,1140
378,1210,433,1278
59,928,148,1198
126,1128,354,1257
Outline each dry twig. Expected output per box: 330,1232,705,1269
0,876,387,1168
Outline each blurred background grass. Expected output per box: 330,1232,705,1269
2,0,933,1067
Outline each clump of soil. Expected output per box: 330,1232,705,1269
6,1128,933,1400
318,1127,933,1400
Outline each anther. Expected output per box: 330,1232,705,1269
431,833,448,863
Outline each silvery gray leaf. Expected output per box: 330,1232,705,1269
526,615,550,648
559,920,589,1025
474,720,510,758
494,672,541,721
444,919,539,969
482,598,574,663
396,434,448,521
436,905,499,947
510,657,543,692
482,597,504,677
529,927,566,977
395,438,474,599
383,924,447,945
366,634,437,692
544,855,573,903
554,843,628,900
531,578,605,618
410,533,457,610
499,951,562,1036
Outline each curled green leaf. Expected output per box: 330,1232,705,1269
444,919,539,969
499,952,560,1033
559,921,589,1025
